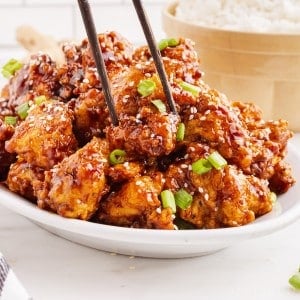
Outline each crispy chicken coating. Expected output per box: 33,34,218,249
5,54,59,111
5,100,77,169
107,106,179,158
37,137,109,220
6,159,44,202
99,174,174,229
164,143,272,228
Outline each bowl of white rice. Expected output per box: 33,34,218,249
162,0,300,131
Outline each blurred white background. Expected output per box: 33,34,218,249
0,0,167,67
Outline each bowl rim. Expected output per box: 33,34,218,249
163,1,300,38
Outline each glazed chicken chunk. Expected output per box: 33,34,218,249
99,174,174,229
37,137,109,220
5,100,77,169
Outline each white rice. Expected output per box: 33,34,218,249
175,0,300,33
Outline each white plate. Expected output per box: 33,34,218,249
0,144,300,258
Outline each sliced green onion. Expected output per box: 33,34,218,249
176,122,185,141
109,149,126,165
34,95,47,105
160,190,176,213
289,273,300,290
158,39,169,51
207,151,227,170
174,189,193,209
4,116,17,126
137,79,156,97
151,99,166,113
16,102,30,120
179,81,200,97
192,158,212,175
167,38,179,47
158,38,180,51
1,58,23,78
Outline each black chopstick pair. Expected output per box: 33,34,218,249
77,0,177,126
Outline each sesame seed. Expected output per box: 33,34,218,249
190,106,197,114
198,187,204,193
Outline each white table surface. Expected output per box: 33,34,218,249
0,134,299,300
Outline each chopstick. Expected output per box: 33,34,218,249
132,0,178,115
77,0,119,126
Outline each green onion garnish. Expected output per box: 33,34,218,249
151,99,166,113
4,116,17,126
158,38,180,51
158,39,169,51
109,149,126,165
16,102,30,120
289,273,300,290
1,58,23,78
137,79,156,97
160,190,176,213
207,151,227,170
34,95,47,105
192,158,212,175
174,189,193,209
176,122,185,141
167,38,179,47
179,81,200,97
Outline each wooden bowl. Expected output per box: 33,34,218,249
162,1,300,131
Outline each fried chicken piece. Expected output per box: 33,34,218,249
184,88,294,182
5,100,77,169
184,89,254,170
164,143,273,228
6,159,44,202
5,54,59,111
107,106,178,158
98,174,174,229
57,31,134,99
37,137,109,220
133,38,202,84
81,31,133,74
